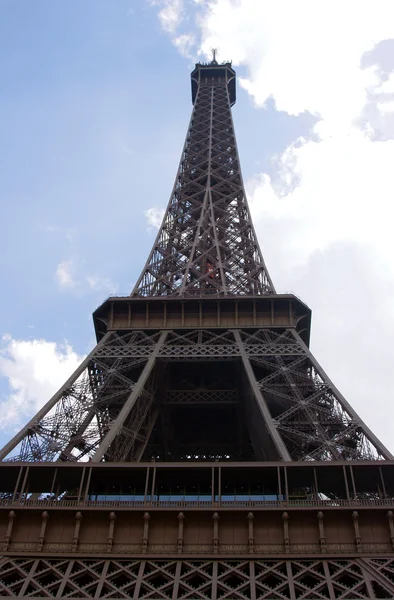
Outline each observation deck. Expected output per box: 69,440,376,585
191,60,236,105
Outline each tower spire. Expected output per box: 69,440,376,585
133,60,274,297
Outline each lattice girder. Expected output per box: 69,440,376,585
0,326,389,463
0,61,391,464
2,557,394,599
133,67,274,297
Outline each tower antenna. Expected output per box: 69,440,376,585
211,47,218,64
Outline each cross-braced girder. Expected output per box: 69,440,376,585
0,58,392,600
0,60,391,467
133,68,274,297
1,556,394,599
0,327,390,463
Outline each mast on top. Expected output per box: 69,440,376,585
211,47,218,64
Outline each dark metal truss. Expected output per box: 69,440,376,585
1,556,394,599
132,74,274,297
0,327,390,463
0,63,391,467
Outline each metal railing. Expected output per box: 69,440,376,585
1,497,393,509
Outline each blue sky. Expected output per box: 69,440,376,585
0,0,310,348
1,0,394,452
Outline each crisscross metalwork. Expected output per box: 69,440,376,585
0,59,393,600
1,557,394,599
133,63,274,297
0,325,390,462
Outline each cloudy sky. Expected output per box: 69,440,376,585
1,0,394,453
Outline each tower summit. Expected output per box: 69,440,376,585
133,55,274,298
1,62,394,599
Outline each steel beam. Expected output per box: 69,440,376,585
233,330,291,461
91,332,168,461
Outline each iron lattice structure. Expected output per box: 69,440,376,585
1,59,394,600
0,326,390,463
0,59,390,465
133,62,274,297
2,557,394,599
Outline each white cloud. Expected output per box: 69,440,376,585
197,1,393,121
248,130,394,274
377,100,394,113
55,260,76,289
376,73,394,94
55,259,116,295
154,0,184,34
0,336,83,430
145,206,165,229
174,32,195,58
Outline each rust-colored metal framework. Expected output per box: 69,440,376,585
2,462,394,598
1,59,393,598
133,62,273,298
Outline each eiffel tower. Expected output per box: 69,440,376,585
1,57,394,600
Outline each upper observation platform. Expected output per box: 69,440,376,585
191,59,236,105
